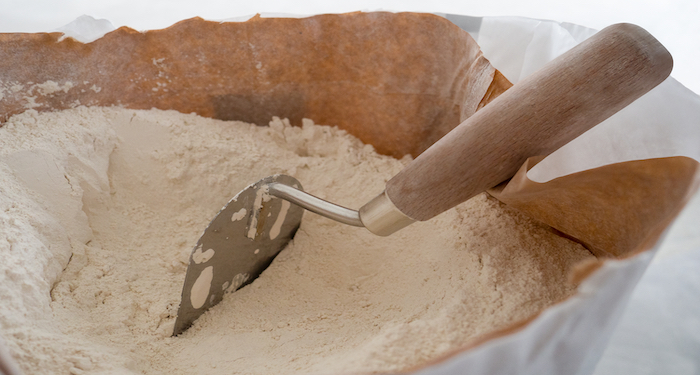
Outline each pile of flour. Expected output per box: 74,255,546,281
0,107,593,374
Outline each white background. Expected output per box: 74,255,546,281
1,1,699,374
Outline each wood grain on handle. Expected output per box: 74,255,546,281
385,23,673,221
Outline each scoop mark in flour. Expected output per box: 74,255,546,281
190,266,214,309
269,200,291,240
231,208,247,221
191,245,215,264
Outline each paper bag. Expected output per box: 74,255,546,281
0,12,698,375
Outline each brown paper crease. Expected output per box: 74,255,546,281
489,156,699,258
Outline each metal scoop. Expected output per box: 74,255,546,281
173,23,673,335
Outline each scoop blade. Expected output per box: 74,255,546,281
173,175,304,336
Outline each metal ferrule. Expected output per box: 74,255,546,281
267,182,415,236
358,190,416,236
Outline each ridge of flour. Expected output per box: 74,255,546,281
0,107,593,374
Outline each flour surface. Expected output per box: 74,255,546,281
0,107,593,374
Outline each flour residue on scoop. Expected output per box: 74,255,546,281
0,107,593,374
190,266,214,310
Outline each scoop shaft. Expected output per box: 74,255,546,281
384,23,673,222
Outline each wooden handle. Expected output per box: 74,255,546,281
385,23,673,221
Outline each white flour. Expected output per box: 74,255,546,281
0,107,593,374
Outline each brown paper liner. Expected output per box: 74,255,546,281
0,12,511,158
2,11,699,374
490,156,700,258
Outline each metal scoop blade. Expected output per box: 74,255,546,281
173,174,304,335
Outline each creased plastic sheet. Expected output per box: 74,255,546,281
592,244,700,375
472,16,700,183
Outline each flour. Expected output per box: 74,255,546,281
0,107,593,374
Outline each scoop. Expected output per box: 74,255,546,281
173,23,672,335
